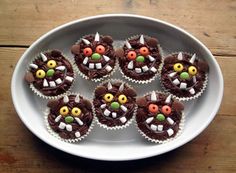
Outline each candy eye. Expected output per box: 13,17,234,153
36,69,45,78
173,63,184,72
83,47,93,56
60,106,69,116
139,47,149,56
148,104,158,113
103,93,114,102
47,60,57,68
161,105,172,115
188,66,197,75
118,94,127,104
127,51,137,60
95,45,105,54
71,107,81,116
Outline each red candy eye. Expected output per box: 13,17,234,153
83,47,92,56
96,45,105,54
162,105,171,115
148,104,159,113
127,51,137,60
139,47,149,56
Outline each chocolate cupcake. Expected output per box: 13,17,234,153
136,91,185,143
71,32,116,81
93,80,137,130
46,94,94,142
117,35,162,84
160,52,209,100
24,50,75,99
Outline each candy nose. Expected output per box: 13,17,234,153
91,53,101,60
110,101,120,110
65,116,74,123
180,72,190,79
46,69,55,77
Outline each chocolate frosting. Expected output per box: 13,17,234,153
47,95,93,139
72,34,116,79
136,92,184,140
93,82,137,127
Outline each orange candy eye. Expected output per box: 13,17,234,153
139,47,149,56
96,45,105,54
162,105,172,115
127,51,137,60
83,47,93,56
148,104,159,113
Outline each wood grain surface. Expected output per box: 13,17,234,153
0,0,235,172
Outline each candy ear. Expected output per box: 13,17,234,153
172,101,184,112
47,99,60,109
24,72,35,83
197,60,209,72
95,86,107,97
71,44,80,55
123,88,137,97
81,99,92,110
136,97,148,107
164,56,178,64
115,48,124,58
146,37,158,47
102,35,113,44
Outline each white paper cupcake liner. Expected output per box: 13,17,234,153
118,34,164,84
44,93,95,143
135,90,185,144
28,50,76,99
92,79,137,130
159,52,209,101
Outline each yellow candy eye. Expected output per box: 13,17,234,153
36,69,45,78
173,63,184,72
103,93,114,102
47,60,57,68
118,94,127,104
60,106,69,116
71,107,81,116
188,66,197,75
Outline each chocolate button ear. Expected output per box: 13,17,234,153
146,38,158,47
115,48,124,58
136,97,148,107
164,56,178,64
82,99,92,110
24,72,35,83
172,101,184,112
95,86,107,97
51,50,62,57
47,99,60,109
102,36,113,44
197,60,209,72
123,88,137,97
71,44,80,55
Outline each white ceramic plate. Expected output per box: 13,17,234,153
11,14,223,161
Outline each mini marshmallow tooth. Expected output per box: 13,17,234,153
167,128,174,136
168,72,177,77
145,117,154,124
65,76,74,82
40,53,47,62
112,112,117,118
177,52,183,60
148,55,155,62
120,117,127,123
135,68,142,73
127,61,134,69
142,65,149,72
89,63,95,69
29,64,38,69
95,63,102,69
125,40,132,49
167,117,174,125
150,67,157,73
193,76,197,83
119,82,125,92
49,81,56,87
120,105,127,112
180,82,187,89
190,53,196,64
58,122,66,129
151,91,157,101
100,104,106,109
189,88,195,95
55,115,62,122
165,94,172,104
75,94,80,103
83,57,89,65
104,109,111,116
75,131,81,138
105,65,112,72
75,117,84,126
172,78,180,85
150,124,157,131
43,79,49,87
139,35,145,44
55,78,62,85
82,38,90,45
107,82,113,90
94,32,100,41
157,125,163,131
103,55,110,62
56,66,66,71
63,95,69,103
66,124,72,132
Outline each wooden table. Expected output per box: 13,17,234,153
1,0,235,172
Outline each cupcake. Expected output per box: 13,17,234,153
46,94,94,142
71,32,116,81
116,35,162,84
160,52,209,100
24,50,75,99
93,80,137,129
136,91,185,143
